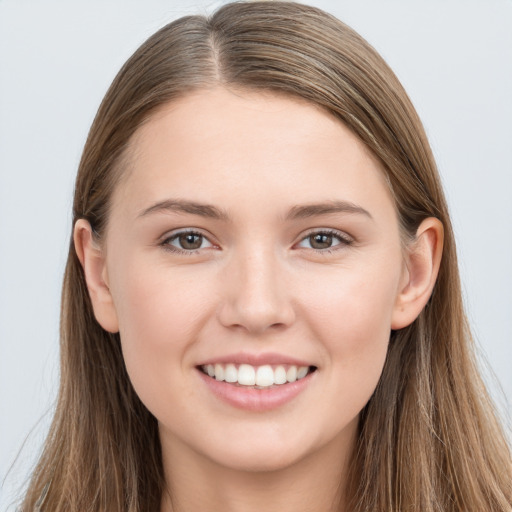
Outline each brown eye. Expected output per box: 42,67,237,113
164,231,214,252
178,233,203,250
297,230,352,251
309,233,333,249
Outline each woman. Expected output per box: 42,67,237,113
20,1,512,511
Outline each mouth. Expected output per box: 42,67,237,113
198,363,318,389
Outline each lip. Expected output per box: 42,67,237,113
197,351,314,367
196,365,317,412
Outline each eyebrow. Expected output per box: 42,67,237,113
138,199,229,221
285,200,373,220
138,198,372,221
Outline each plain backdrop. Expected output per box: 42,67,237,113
1,0,511,509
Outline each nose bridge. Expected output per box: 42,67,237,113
218,242,294,334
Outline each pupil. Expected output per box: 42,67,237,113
311,233,332,249
179,233,202,250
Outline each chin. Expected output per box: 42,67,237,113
200,431,320,474
212,448,306,474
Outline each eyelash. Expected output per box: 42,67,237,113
296,229,354,254
159,228,354,255
160,229,215,255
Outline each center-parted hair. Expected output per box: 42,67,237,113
22,2,512,511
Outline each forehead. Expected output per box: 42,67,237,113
110,87,394,220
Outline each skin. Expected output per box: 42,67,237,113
75,87,443,512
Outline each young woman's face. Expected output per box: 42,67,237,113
102,87,408,472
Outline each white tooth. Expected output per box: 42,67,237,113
224,364,238,383
238,364,256,385
207,364,215,377
214,363,225,381
297,366,308,379
286,366,297,383
256,365,274,387
274,365,287,385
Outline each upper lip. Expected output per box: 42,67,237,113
197,352,316,368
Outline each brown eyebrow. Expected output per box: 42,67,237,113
138,199,229,221
138,198,372,222
285,200,373,220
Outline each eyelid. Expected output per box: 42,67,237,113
157,227,353,254
294,228,354,251
159,227,219,254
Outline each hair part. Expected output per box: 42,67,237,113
22,2,511,511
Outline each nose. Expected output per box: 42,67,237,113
217,247,295,335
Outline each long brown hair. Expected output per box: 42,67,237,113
21,2,512,510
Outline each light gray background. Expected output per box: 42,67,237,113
1,1,511,509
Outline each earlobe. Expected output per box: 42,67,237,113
73,219,119,333
391,217,444,330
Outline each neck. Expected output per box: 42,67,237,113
159,423,357,512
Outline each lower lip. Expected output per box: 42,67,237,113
197,369,315,412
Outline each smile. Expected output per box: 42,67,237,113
199,363,317,388
196,360,318,411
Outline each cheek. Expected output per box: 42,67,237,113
301,258,399,342
109,260,213,408
296,258,401,398
118,274,195,344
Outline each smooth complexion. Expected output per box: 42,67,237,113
75,87,443,512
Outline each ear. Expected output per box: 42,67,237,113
391,217,444,330
74,219,119,333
